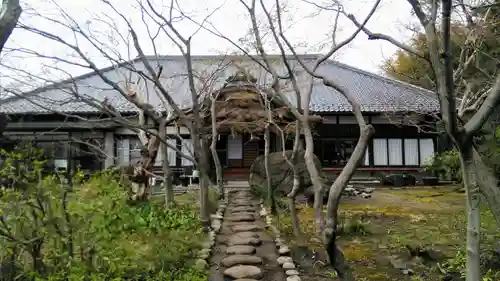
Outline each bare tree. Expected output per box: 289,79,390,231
192,0,380,278
0,0,232,229
342,0,500,279
263,90,276,213
159,117,174,207
209,91,224,199
0,0,21,53
0,0,22,135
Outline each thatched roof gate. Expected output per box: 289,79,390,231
185,70,322,136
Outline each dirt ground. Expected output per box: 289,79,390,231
275,186,500,281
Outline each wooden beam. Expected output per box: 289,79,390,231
6,121,118,130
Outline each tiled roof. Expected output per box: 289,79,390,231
0,55,439,114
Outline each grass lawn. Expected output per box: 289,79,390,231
276,186,500,281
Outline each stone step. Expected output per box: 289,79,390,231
221,255,263,267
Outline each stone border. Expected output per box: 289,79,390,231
195,191,229,270
260,200,302,281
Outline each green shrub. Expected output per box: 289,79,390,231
442,248,500,281
0,145,207,281
337,215,371,236
423,149,461,182
250,183,268,199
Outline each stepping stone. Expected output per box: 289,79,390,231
228,236,262,246
232,224,263,232
230,212,256,218
286,270,299,276
278,256,293,265
226,214,255,222
283,262,296,269
231,205,254,209
230,205,254,209
224,265,263,279
234,231,260,238
279,246,291,255
287,276,302,281
226,245,257,255
275,238,284,246
232,202,255,207
237,210,257,215
221,255,263,267
232,207,257,212
234,279,260,281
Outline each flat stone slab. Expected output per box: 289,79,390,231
226,214,255,222
226,245,257,255
221,255,263,267
234,279,261,281
234,231,260,238
231,202,255,207
230,212,257,218
228,236,262,246
232,224,263,232
224,265,263,279
232,206,257,212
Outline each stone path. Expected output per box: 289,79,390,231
209,188,286,281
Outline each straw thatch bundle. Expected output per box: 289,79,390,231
188,70,322,135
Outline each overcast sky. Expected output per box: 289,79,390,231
1,0,419,89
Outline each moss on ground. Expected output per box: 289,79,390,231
276,186,499,281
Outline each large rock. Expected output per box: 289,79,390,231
248,150,329,198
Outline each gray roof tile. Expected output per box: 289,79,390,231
0,55,439,114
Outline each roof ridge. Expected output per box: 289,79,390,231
324,59,437,99
143,54,322,61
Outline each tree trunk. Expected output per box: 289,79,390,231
210,97,224,199
31,240,45,274
158,122,174,207
0,0,22,53
210,136,224,200
472,146,500,226
162,144,174,208
131,132,161,201
264,125,276,214
459,147,481,281
197,138,211,231
323,125,374,281
460,107,500,227
288,176,304,245
302,121,325,232
287,124,304,245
